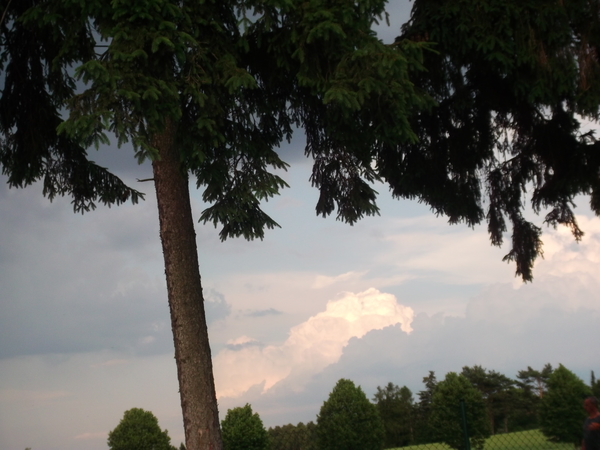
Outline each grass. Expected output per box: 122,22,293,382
390,429,576,450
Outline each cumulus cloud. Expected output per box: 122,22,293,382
213,288,414,399
225,291,600,428
217,216,600,427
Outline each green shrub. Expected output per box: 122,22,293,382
222,403,269,450
539,364,591,446
107,407,176,450
430,372,490,450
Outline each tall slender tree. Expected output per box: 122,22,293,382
2,1,430,449
373,383,415,448
414,371,438,444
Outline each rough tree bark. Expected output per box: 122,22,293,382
151,121,223,450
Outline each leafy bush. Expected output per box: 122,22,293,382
540,364,591,445
222,403,269,450
430,372,490,450
107,407,176,450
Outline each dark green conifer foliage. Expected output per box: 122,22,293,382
413,371,438,444
400,0,600,281
373,382,415,448
0,0,143,212
517,364,554,399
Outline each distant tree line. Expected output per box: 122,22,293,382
105,364,599,450
261,364,599,450
373,364,600,449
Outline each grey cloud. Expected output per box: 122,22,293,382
225,283,600,429
321,306,600,399
87,141,153,185
0,176,237,360
204,288,232,323
373,1,413,44
0,261,175,359
245,308,283,318
0,180,175,359
225,340,263,351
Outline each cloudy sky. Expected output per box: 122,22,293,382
2,3,600,450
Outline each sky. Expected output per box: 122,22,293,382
2,3,600,450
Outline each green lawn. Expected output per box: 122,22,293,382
390,430,576,450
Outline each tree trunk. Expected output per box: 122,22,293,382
151,121,222,450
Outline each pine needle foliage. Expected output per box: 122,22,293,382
400,0,600,280
0,0,144,212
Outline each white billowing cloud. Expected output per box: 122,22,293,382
535,215,600,276
214,288,414,399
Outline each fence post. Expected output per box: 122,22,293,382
459,399,471,450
